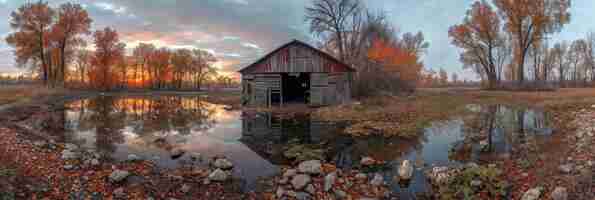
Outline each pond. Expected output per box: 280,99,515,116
45,95,554,195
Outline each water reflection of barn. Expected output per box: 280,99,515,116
239,112,421,167
239,112,332,164
238,40,355,107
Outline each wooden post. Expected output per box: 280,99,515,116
280,75,284,107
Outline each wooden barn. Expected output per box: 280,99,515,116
239,40,355,107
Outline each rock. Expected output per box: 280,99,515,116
298,160,322,175
296,192,311,200
202,179,211,185
334,189,347,199
470,179,482,187
109,170,130,183
291,174,312,190
370,173,384,186
180,184,191,193
551,187,567,200
276,187,286,198
61,149,79,160
113,187,126,198
90,159,100,166
324,172,337,191
360,156,375,166
34,141,47,148
465,162,479,169
398,160,413,180
213,158,233,170
65,143,78,150
189,153,202,161
428,166,450,184
283,169,298,177
521,187,542,200
479,140,489,151
559,164,573,174
127,154,141,162
208,169,228,181
286,190,297,197
355,173,367,180
305,184,316,194
170,148,185,159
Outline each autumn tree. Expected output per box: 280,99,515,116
551,41,568,86
148,48,171,89
367,37,424,89
5,1,55,85
305,0,362,61
90,27,125,90
74,48,91,85
449,0,504,89
50,2,92,85
171,49,193,89
191,49,217,90
452,73,459,84
132,43,156,88
494,0,571,84
439,68,449,86
567,39,585,85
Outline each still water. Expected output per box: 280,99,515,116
50,95,553,194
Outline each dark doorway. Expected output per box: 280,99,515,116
281,73,310,104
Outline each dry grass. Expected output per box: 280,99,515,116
0,85,67,106
314,87,595,138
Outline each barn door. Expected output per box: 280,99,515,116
310,73,328,106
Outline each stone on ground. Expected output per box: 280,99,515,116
109,170,130,183
291,174,312,190
398,160,414,180
208,169,228,181
551,187,568,200
298,160,322,175
521,187,543,200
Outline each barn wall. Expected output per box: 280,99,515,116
242,74,282,106
245,44,347,74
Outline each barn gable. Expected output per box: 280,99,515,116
238,40,355,74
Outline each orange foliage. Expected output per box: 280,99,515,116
367,39,423,84
494,0,571,82
89,27,126,90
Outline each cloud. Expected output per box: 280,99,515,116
224,0,249,6
242,42,261,50
93,2,128,14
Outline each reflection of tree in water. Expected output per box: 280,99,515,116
86,96,127,156
64,95,218,156
240,112,424,168
449,105,550,163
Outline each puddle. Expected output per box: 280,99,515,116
42,96,554,195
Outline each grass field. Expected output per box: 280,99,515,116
0,85,69,106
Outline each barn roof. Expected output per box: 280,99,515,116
238,39,356,74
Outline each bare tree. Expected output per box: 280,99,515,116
305,0,362,61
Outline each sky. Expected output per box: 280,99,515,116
0,0,594,80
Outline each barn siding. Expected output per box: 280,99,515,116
245,43,346,74
240,40,353,107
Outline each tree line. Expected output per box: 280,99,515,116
5,1,225,91
449,0,576,90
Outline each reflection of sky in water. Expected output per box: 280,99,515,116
63,96,279,191
61,98,553,195
388,105,552,198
